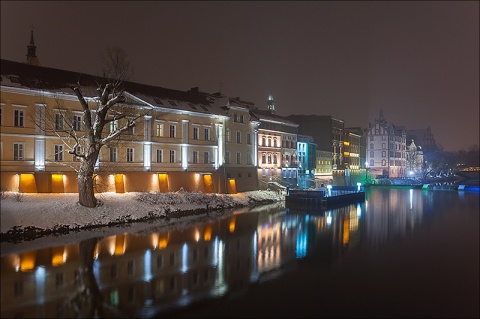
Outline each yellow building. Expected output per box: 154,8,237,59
0,58,260,194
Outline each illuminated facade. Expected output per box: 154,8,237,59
366,110,407,178
250,96,299,189
0,59,261,194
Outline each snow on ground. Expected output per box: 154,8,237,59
0,190,284,235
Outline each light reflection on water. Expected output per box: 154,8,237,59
1,188,479,318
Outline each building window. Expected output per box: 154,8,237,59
267,153,272,164
72,115,82,131
273,154,277,164
169,125,176,138
370,151,374,158
127,123,135,135
13,143,24,161
126,148,134,162
54,144,64,161
156,123,164,137
262,153,266,164
382,159,386,166
156,149,162,163
240,115,244,123
204,151,209,164
226,129,231,142
110,147,117,162
236,131,241,144
73,146,82,162
193,127,199,140
55,113,64,130
236,152,241,164
14,109,25,127
382,151,386,157
262,136,266,146
193,151,199,164
204,128,210,141
225,151,230,164
247,151,252,165
110,120,119,133
233,114,238,122
169,150,175,163
246,133,251,145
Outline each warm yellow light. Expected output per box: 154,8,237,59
158,238,168,249
229,215,236,233
114,234,127,255
343,217,350,245
19,174,37,193
204,226,212,241
51,246,66,266
228,179,237,194
20,251,37,272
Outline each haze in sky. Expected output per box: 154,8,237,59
1,1,478,152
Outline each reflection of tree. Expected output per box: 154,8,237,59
62,237,122,318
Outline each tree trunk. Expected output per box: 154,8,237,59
78,160,97,208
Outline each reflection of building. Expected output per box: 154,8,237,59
1,201,366,318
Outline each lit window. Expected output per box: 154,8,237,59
156,123,164,137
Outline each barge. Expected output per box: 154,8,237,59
285,186,365,209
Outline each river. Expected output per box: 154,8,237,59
1,187,478,318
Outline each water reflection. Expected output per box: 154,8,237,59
1,188,478,318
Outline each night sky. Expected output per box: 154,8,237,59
1,1,478,152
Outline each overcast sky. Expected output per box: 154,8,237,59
1,1,478,152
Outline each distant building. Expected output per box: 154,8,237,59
297,134,317,189
366,110,407,178
250,95,299,189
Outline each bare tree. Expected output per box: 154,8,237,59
36,46,151,207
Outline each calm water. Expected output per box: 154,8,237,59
1,188,478,318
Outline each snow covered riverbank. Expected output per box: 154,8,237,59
0,190,284,242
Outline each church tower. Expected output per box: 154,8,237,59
26,29,41,66
267,94,275,114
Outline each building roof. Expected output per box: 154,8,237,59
0,59,215,110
